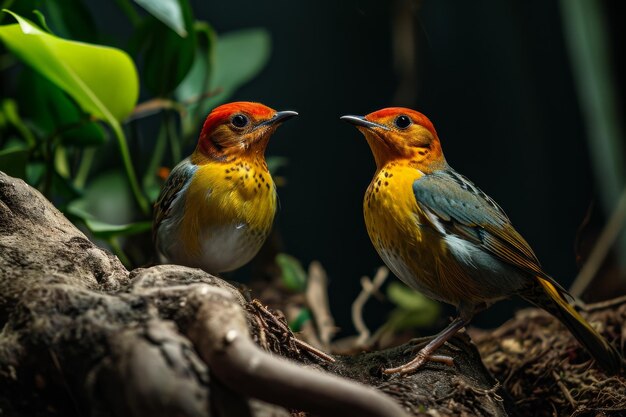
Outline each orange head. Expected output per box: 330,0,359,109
193,101,297,163
341,107,447,172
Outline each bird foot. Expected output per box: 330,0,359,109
383,351,455,376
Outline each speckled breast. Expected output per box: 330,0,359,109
363,163,450,303
178,157,277,272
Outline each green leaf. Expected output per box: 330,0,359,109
385,307,440,331
134,0,187,37
385,282,440,330
207,28,271,107
387,282,439,312
19,70,105,146
177,27,271,131
141,0,196,96
66,171,151,239
31,10,52,34
266,156,289,175
0,99,36,147
0,10,139,122
288,308,311,332
175,21,216,136
71,171,134,224
0,147,29,178
0,11,148,213
42,0,99,43
175,22,216,103
49,170,81,205
26,161,45,185
275,253,307,292
71,213,152,239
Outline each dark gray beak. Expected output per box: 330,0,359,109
267,110,299,126
255,111,298,130
340,115,389,130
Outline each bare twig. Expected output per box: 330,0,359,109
129,98,187,121
187,288,410,417
580,294,626,312
129,89,223,122
352,267,389,348
552,370,577,409
306,261,337,348
250,299,334,363
570,185,626,297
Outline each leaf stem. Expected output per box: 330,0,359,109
74,147,96,189
110,121,149,215
142,125,167,184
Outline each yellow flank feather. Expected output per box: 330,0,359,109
180,156,276,257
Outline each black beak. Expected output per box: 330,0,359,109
257,110,298,129
273,110,299,123
340,115,389,130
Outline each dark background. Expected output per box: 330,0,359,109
69,0,626,333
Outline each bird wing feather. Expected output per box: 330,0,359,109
153,158,197,241
413,169,567,292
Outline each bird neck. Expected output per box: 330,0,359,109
365,135,447,174
190,149,267,167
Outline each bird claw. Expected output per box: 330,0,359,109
383,351,455,376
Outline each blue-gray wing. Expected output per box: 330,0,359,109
153,158,197,240
413,169,549,280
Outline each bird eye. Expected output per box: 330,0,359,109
394,115,412,129
231,114,249,128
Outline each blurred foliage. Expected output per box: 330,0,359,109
275,252,308,292
0,2,272,266
384,282,441,332
288,308,311,333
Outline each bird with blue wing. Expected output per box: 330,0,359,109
341,108,623,376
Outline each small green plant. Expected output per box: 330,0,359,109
0,1,272,265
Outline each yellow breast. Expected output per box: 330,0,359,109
364,161,486,306
181,156,277,257
363,162,450,301
364,162,426,255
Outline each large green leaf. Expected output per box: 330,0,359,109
134,0,187,37
0,11,148,213
207,28,271,107
0,11,138,122
141,0,196,96
176,27,271,128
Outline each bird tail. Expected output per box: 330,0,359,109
522,276,622,375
